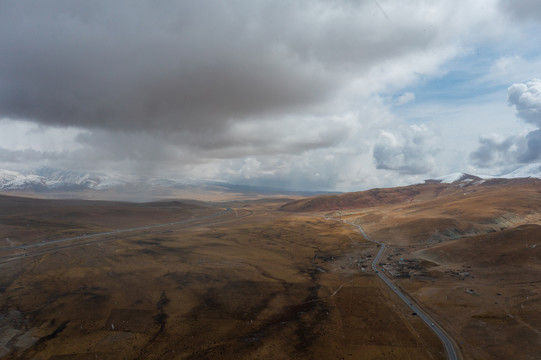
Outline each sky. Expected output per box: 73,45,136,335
1,0,541,192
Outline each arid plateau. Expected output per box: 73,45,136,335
2,177,541,359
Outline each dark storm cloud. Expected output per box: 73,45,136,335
74,118,349,168
0,147,61,163
0,1,439,135
499,0,541,21
0,1,334,132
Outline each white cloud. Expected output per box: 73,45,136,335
508,79,541,126
373,124,440,175
469,79,541,172
487,55,541,85
394,92,416,106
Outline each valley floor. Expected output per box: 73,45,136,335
0,196,444,359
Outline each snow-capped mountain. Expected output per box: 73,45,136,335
500,163,541,179
0,168,130,191
33,168,129,190
433,172,484,184
0,169,48,190
0,167,217,194
3,163,541,193
432,163,541,184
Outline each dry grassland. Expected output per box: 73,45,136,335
0,196,443,359
329,180,541,359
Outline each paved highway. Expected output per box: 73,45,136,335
0,208,232,252
349,222,459,360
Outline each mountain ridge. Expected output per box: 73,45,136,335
280,168,541,212
430,163,541,184
2,163,541,194
0,167,334,199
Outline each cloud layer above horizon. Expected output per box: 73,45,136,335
1,0,541,191
471,79,541,169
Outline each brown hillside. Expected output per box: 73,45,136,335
279,183,447,212
404,224,541,359
417,223,541,274
328,178,541,359
281,177,541,213
349,179,541,245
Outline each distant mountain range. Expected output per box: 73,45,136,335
0,168,129,191
2,163,541,193
0,167,331,197
280,164,541,213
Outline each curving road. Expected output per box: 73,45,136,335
349,222,459,360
